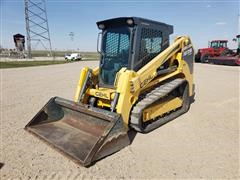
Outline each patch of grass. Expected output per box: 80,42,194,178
30,50,100,59
0,60,69,69
83,53,100,60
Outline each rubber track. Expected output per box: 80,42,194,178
130,78,185,132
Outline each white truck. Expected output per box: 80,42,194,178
65,53,82,61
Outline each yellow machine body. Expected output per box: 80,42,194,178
74,36,194,126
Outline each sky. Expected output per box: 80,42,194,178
0,0,239,51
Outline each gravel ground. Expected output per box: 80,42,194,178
0,57,65,62
0,62,239,179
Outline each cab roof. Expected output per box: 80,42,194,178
211,40,228,42
96,17,173,34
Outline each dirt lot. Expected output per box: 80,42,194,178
0,62,239,179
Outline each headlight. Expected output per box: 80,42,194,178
126,18,134,25
98,24,105,30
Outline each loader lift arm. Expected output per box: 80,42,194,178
129,36,194,93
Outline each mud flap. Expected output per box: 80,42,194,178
25,97,130,167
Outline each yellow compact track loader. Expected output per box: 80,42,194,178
25,17,195,167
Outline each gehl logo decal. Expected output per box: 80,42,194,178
95,92,108,99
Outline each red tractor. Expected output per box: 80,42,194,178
195,40,228,63
208,35,240,66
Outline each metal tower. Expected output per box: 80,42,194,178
24,0,52,58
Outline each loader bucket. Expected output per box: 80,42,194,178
25,97,130,167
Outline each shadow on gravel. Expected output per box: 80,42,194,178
128,130,138,144
0,162,4,169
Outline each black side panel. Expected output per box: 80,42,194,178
182,45,194,74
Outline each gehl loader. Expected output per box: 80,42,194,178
25,17,195,167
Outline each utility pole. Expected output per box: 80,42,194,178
238,0,240,34
69,32,74,41
69,32,74,52
24,0,52,58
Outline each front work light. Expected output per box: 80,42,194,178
126,19,134,25
98,24,105,30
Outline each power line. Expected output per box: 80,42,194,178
24,0,52,58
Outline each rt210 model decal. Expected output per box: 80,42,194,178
183,47,193,56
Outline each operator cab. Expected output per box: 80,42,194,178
97,17,173,87
210,40,228,48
